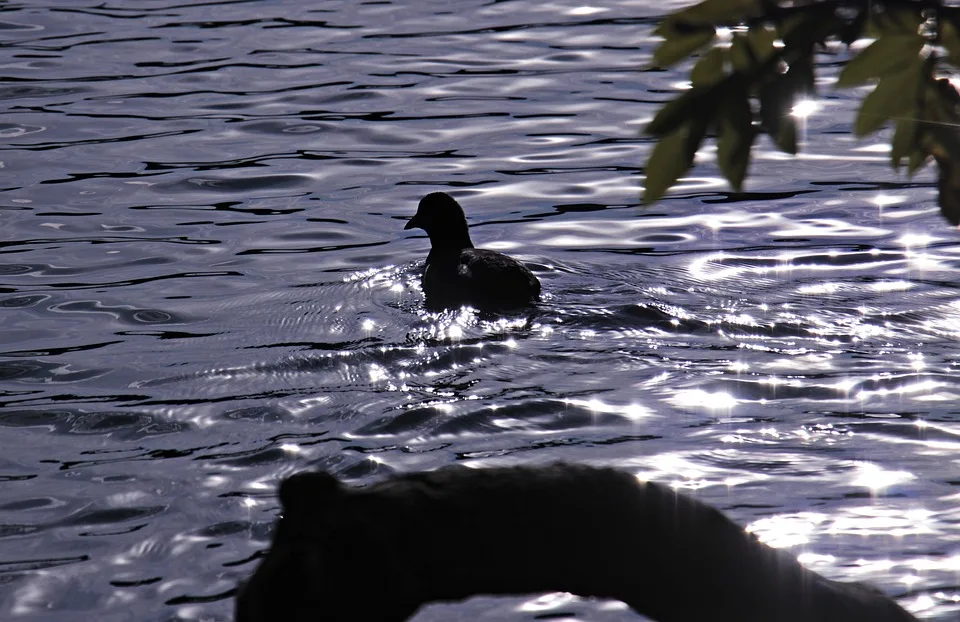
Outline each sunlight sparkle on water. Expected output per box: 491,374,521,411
850,461,915,492
874,194,903,208
368,363,389,382
567,6,607,15
746,512,827,548
798,281,841,295
670,389,738,410
791,99,820,118
566,398,653,421
870,280,912,293
834,378,857,394
898,232,938,247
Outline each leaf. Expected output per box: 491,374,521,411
940,16,960,66
890,116,918,169
935,154,960,225
774,118,798,154
780,5,841,49
716,81,755,190
653,29,716,68
927,77,960,164
758,55,812,154
759,82,792,152
658,0,760,29
853,61,923,136
838,9,868,45
866,7,924,38
691,47,725,87
645,82,723,137
746,25,777,64
643,120,708,204
730,33,754,73
836,34,925,87
907,148,928,176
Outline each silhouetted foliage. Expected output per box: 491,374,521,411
645,0,960,226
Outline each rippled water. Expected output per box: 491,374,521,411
1,0,959,620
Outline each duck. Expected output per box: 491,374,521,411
404,192,541,311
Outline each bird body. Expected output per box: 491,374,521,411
405,192,540,311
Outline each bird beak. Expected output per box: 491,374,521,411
404,215,420,230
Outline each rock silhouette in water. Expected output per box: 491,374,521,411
235,463,917,622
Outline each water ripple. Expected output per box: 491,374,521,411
0,0,957,620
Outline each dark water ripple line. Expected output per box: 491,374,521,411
5,59,348,82
3,128,201,152
0,341,125,358
46,0,262,15
135,149,466,173
0,359,110,384
0,271,242,291
361,16,657,39
0,408,187,439
6,35,165,53
0,257,175,278
152,16,356,32
0,237,217,251
0,556,89,573
80,80,352,103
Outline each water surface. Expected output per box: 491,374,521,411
1,0,959,620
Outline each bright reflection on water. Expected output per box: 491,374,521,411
1,0,959,620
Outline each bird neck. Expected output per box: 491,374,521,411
427,228,474,253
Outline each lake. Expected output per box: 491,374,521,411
1,0,958,620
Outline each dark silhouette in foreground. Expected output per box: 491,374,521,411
235,463,917,622
404,192,541,311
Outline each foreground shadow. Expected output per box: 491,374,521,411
235,463,916,622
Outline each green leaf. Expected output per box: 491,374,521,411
780,5,841,49
836,34,925,87
730,33,754,73
940,16,960,66
839,9,868,45
853,62,923,136
758,55,812,154
691,47,725,87
659,0,760,29
928,77,960,164
746,25,777,64
653,29,716,68
890,116,918,170
907,148,928,176
759,81,792,152
866,7,923,38
716,81,755,190
775,118,798,154
936,154,960,225
645,82,722,137
643,120,708,204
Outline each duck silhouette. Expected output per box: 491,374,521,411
404,192,541,311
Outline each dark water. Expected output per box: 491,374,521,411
1,0,959,620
